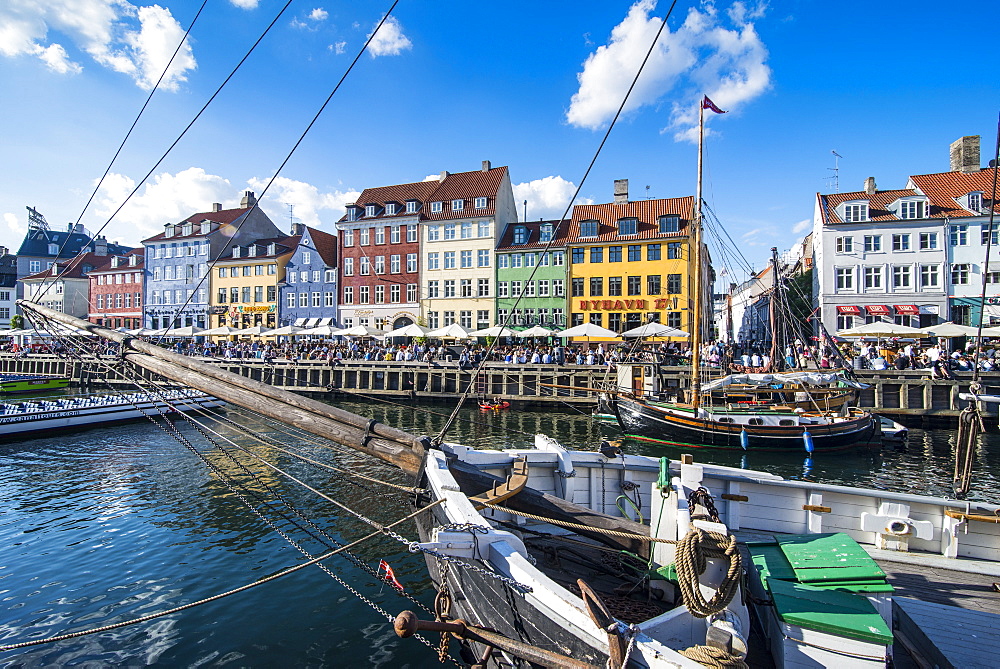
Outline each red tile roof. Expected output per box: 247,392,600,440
909,167,1000,217
496,220,569,251
341,166,509,223
306,226,338,267
140,207,252,243
564,197,695,243
817,189,919,225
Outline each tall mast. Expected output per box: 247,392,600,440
690,102,704,409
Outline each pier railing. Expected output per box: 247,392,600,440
2,354,997,422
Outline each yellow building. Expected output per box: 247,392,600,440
208,235,298,332
565,184,705,339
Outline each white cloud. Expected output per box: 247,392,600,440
246,176,360,231
334,41,346,54
0,0,196,90
228,0,260,9
90,168,233,244
310,8,328,21
513,176,593,222
3,213,26,240
422,174,440,182
367,16,411,57
791,218,810,234
566,0,771,141
739,225,778,247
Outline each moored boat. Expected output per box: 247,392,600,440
0,373,70,394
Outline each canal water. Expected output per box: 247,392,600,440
1,395,998,666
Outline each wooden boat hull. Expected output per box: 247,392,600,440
613,397,877,451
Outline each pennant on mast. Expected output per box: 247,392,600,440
702,96,727,114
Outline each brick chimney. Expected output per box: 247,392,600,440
614,178,629,204
240,191,257,207
950,135,980,173
212,202,222,212
94,235,108,256
864,177,877,195
481,160,491,172
439,171,450,182
291,222,304,236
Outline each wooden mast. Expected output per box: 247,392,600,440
690,100,705,409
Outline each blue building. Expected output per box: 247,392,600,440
278,224,339,328
141,192,282,329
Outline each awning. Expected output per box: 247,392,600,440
893,304,919,315
837,305,862,315
865,305,891,315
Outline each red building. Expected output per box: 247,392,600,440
89,250,144,329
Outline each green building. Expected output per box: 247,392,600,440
495,220,568,329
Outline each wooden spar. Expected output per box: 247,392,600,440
18,301,426,474
690,99,705,409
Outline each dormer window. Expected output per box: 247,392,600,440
385,203,397,215
268,243,276,255
406,200,419,214
843,202,869,222
365,204,377,217
200,221,212,234
431,202,443,213
474,197,488,209
165,225,175,238
47,243,58,255
129,255,138,266
82,264,93,274
232,246,241,258
346,207,359,222
898,200,926,219
968,192,983,213
111,257,121,268
618,217,638,235
182,223,193,235
452,199,464,211
248,245,257,257
658,215,680,233
540,223,553,242
513,225,529,244
579,220,599,237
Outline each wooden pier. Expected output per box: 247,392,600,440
3,354,999,423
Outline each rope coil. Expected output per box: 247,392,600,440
674,528,742,619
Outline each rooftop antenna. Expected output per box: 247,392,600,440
828,150,843,193
523,199,527,222
26,206,49,231
286,203,298,229
645,185,651,199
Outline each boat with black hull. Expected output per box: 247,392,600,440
0,373,70,394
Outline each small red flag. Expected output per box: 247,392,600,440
702,96,727,114
379,559,404,591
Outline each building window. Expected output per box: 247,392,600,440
427,225,440,242
427,252,439,270
571,248,585,264
390,225,401,243
618,218,638,235
427,280,439,298
537,280,550,297
510,281,521,298
452,199,464,212
374,256,385,274
898,200,925,219
951,263,970,285
863,235,881,252
553,279,564,297
374,227,384,245
406,284,417,302
513,226,528,244
628,276,642,295
230,286,239,303
589,313,603,326
892,266,911,289
360,228,370,245
471,196,487,209
608,276,622,296
659,215,680,233
590,247,603,263
982,225,999,246
647,275,661,295
590,277,603,296
511,253,522,268
891,234,910,251
444,280,456,297
343,258,354,275
478,221,490,237
667,274,682,294
311,291,321,307
346,208,359,222
952,304,972,326
359,286,370,303
660,242,679,260
324,269,335,282
969,192,983,212
342,229,354,247
844,203,868,222
444,224,456,240
460,279,473,297
254,286,264,302
524,281,535,298
608,246,622,262
477,249,490,267
579,220,598,237
667,312,682,328
385,203,397,216
287,292,297,308
406,224,418,242
538,223,554,242
461,222,473,239
987,271,1000,284
390,284,400,303
951,225,968,246
553,251,564,266
460,250,473,268
919,232,937,250
444,251,456,269
835,267,854,290
360,257,370,275
836,236,854,253
478,278,490,297
390,255,401,273
406,253,417,272
571,313,584,327
365,204,377,217
497,281,508,298
374,285,384,303
571,278,584,297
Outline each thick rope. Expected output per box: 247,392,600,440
673,528,742,618
679,644,748,668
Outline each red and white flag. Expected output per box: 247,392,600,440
702,96,727,114
379,559,404,591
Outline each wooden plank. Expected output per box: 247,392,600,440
894,597,1000,669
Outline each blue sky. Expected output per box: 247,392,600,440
1,0,998,287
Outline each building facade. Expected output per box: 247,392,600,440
209,236,297,330
494,220,568,329
21,251,111,319
142,192,282,329
564,180,700,338
419,162,517,331
88,250,144,329
278,224,339,328
338,180,435,331
0,247,17,328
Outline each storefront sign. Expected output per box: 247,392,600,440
579,299,649,311
236,305,276,314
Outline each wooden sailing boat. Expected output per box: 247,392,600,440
610,100,877,451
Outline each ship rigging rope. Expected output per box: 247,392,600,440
433,0,682,447
33,0,297,303
0,501,443,653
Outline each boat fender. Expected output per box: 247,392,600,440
802,430,814,454
739,428,749,451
